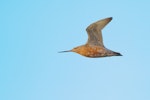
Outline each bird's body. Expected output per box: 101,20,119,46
60,17,122,58
71,44,121,58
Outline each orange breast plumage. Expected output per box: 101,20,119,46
73,45,105,57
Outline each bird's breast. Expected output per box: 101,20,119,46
75,45,106,57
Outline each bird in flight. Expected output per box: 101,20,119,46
59,17,122,58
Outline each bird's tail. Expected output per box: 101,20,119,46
58,50,72,53
113,52,122,56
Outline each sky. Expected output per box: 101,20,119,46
0,0,150,100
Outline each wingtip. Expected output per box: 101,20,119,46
109,17,113,20
101,17,113,21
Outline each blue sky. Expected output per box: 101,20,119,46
0,0,150,100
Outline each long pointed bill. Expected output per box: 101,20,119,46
58,50,71,53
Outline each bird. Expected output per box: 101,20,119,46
59,17,122,58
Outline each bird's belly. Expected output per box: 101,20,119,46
78,46,106,57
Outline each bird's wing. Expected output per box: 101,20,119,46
86,17,112,46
